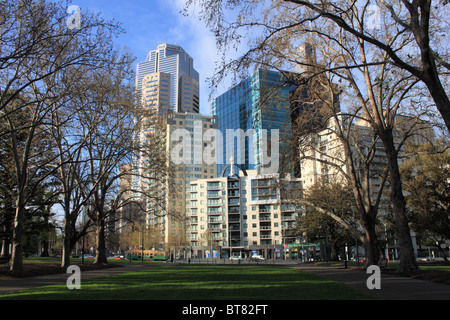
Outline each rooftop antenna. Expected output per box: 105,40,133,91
229,156,235,176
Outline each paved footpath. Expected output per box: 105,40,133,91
288,264,450,300
0,263,162,294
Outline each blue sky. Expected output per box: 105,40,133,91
70,0,222,116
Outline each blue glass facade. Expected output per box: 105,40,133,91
211,69,293,175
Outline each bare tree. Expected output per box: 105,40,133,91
0,0,125,272
74,60,137,264
186,0,449,132
186,0,438,271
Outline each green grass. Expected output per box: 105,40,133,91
419,265,450,272
0,264,375,300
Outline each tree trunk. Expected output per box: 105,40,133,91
423,72,450,133
94,218,108,264
40,213,50,257
10,203,25,272
1,239,10,258
1,210,12,258
346,142,380,268
360,211,379,268
381,129,418,272
437,240,448,262
61,217,72,268
416,23,450,134
41,240,49,257
330,241,339,261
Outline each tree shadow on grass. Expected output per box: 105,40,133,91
0,265,374,300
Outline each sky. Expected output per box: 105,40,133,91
69,0,223,116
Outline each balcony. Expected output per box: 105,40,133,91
281,213,296,221
282,222,295,230
207,191,221,198
189,201,198,208
230,240,242,247
207,200,221,206
228,190,240,197
281,204,296,212
207,183,221,190
252,179,276,188
228,182,239,189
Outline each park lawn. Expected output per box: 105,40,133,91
0,264,374,300
419,265,450,272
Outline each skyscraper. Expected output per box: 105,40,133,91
131,44,207,248
136,43,200,114
211,69,294,176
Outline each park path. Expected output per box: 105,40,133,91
288,264,450,300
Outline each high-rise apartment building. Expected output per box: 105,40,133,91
157,112,218,247
135,111,218,248
299,114,434,191
136,43,199,114
211,69,294,176
186,164,301,259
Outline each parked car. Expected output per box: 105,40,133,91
229,256,242,260
251,254,265,260
107,255,124,260
418,257,444,262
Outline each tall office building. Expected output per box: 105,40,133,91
130,44,202,249
136,43,200,114
211,69,294,176
134,44,199,192
140,72,171,118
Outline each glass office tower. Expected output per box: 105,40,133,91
211,69,294,175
